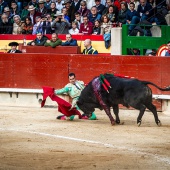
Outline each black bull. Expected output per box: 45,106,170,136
77,74,170,126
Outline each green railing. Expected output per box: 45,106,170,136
122,25,170,55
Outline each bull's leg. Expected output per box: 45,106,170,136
145,103,161,126
112,104,120,124
102,106,115,125
130,103,146,126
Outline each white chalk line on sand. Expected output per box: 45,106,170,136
0,128,170,165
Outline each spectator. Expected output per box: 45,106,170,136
165,41,170,56
94,0,106,15
10,1,21,18
7,42,22,53
128,48,140,55
22,16,33,34
28,0,39,9
56,0,64,12
77,1,90,22
126,2,140,34
37,0,48,16
47,2,58,20
62,0,75,22
62,7,70,23
71,0,81,14
32,16,43,35
27,5,41,25
3,7,12,24
44,33,62,47
54,72,97,120
45,0,52,10
42,13,53,34
0,0,8,16
69,21,79,34
114,0,121,11
21,2,29,21
79,16,93,35
82,39,98,54
74,12,81,29
51,11,70,34
0,13,13,34
128,0,139,10
92,19,101,35
28,32,48,46
62,33,78,46
100,14,112,49
102,0,113,15
106,5,118,25
117,2,128,27
12,15,23,34
88,6,101,25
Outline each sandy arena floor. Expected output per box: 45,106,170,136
0,105,170,170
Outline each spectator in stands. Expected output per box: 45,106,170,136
28,0,39,9
137,0,158,24
42,13,53,34
117,1,128,27
102,0,113,15
51,11,70,34
71,0,81,14
92,19,101,35
62,7,70,23
82,39,98,54
106,5,118,25
37,0,48,16
7,42,22,53
63,0,75,22
88,6,101,25
77,1,90,22
79,16,93,35
22,16,33,34
55,72,97,120
0,0,8,16
128,48,140,55
94,0,106,15
56,0,64,12
32,16,43,35
44,33,62,47
126,2,140,34
21,2,29,21
114,0,121,11
27,5,41,25
45,0,52,10
100,14,112,49
74,12,81,29
10,1,21,18
69,21,79,34
28,32,48,46
3,7,12,24
62,33,78,46
12,15,23,34
47,2,58,20
128,0,139,10
165,41,170,56
0,13,13,34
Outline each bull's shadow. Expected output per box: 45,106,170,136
77,73,170,126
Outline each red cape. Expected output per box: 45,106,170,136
41,86,82,118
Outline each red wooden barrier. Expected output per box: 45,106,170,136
0,53,170,96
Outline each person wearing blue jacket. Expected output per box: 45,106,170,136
61,34,78,46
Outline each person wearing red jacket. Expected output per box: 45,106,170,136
79,16,93,35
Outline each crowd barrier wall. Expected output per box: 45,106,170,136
0,53,170,96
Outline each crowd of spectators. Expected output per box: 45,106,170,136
0,0,170,49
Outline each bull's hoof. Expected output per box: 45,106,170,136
116,120,120,124
156,120,162,127
137,120,142,127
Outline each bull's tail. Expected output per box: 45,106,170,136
142,81,170,91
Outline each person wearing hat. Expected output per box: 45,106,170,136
37,0,48,16
51,11,70,34
27,5,41,25
0,13,13,34
7,42,22,53
28,0,39,9
21,2,29,21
